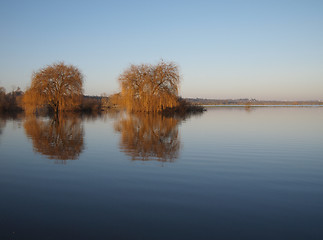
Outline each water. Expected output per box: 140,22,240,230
0,107,322,240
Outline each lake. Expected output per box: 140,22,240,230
0,107,322,240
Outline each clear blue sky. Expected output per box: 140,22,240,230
0,0,322,100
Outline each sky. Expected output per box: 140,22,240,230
0,0,322,100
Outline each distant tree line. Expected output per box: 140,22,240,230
0,87,24,113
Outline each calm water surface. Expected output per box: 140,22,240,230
0,107,322,240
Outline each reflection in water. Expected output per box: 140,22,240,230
0,113,24,141
114,113,181,162
24,115,84,163
0,118,6,145
0,118,5,136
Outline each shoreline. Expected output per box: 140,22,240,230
203,104,323,107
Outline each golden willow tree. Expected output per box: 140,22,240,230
23,62,83,113
118,61,180,112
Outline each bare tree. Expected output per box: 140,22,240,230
118,60,180,112
23,62,83,113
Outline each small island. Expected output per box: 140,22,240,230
0,61,204,115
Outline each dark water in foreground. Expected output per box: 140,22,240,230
0,107,322,240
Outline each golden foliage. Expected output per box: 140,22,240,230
23,62,83,113
108,93,122,108
24,115,84,163
114,112,180,162
23,88,37,113
117,61,180,112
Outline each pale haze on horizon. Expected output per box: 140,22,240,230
0,0,322,101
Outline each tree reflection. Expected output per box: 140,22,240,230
0,118,6,144
24,115,84,163
0,118,5,135
114,113,181,162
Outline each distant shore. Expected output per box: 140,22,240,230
203,104,323,107
186,98,323,106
